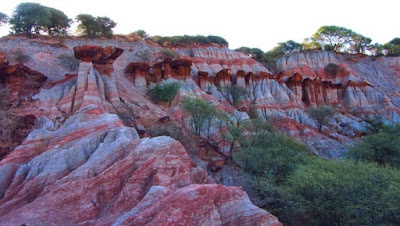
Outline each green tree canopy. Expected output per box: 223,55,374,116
235,47,264,62
152,35,228,47
375,38,400,57
234,132,309,184
312,25,355,52
286,159,400,225
347,124,400,168
131,29,149,39
183,97,216,136
306,105,336,132
350,33,372,54
45,7,71,36
150,82,181,106
9,3,70,36
263,40,302,68
301,38,322,50
10,3,51,35
76,14,116,38
222,84,248,107
389,37,400,46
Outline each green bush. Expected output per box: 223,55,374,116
158,48,178,59
285,159,400,225
131,29,149,39
306,105,336,132
234,133,309,184
57,54,79,71
9,3,70,36
135,50,152,62
222,84,247,107
324,63,340,77
150,82,181,106
76,14,116,38
183,97,216,136
14,50,30,63
153,35,228,47
347,124,400,168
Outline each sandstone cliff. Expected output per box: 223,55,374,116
0,40,280,225
1,35,400,224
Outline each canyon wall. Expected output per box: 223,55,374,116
1,35,400,224
0,42,281,225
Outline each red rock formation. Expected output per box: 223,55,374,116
216,69,232,87
163,58,172,79
73,45,123,64
170,59,192,80
197,71,209,89
301,77,325,106
0,126,280,225
0,63,47,104
125,62,151,88
57,45,125,114
0,52,8,71
152,62,164,83
117,184,281,226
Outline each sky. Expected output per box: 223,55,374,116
0,0,398,51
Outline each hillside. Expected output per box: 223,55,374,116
0,35,399,225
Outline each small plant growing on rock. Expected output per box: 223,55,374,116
57,54,79,71
130,29,149,39
324,63,340,77
222,84,248,107
150,82,181,106
158,48,178,59
135,50,152,62
306,105,336,132
14,50,30,63
114,100,143,128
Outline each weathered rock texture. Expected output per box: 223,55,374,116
0,43,280,225
1,34,400,224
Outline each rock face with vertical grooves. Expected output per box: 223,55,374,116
0,43,281,226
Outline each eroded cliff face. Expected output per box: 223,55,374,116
0,41,281,225
1,35,400,224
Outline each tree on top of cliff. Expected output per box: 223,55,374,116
130,29,149,39
206,35,229,45
45,7,71,36
152,35,228,47
9,3,70,36
9,3,51,35
235,47,264,62
378,38,400,57
350,33,372,54
264,40,302,69
0,12,8,26
311,26,355,52
76,14,116,38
